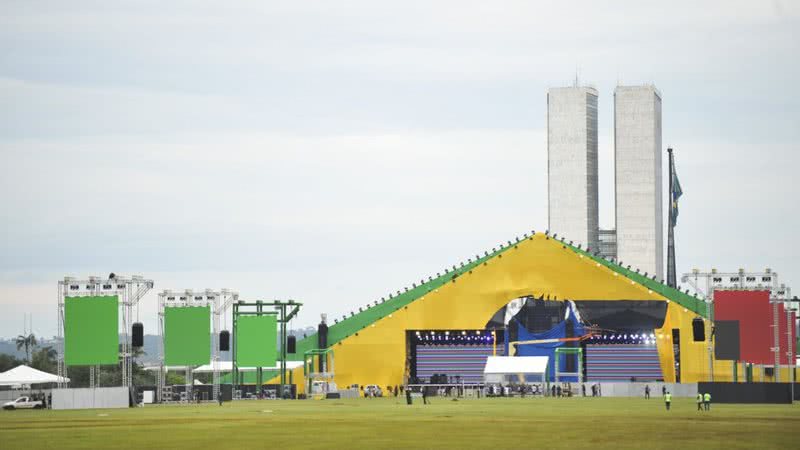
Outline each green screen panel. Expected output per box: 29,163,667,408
164,306,211,366
65,296,119,366
236,315,277,367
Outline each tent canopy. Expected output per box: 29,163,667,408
146,361,304,373
483,356,549,375
0,365,70,386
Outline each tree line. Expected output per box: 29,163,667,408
0,333,176,387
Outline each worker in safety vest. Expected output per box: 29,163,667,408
664,392,672,411
696,393,703,411
703,392,711,411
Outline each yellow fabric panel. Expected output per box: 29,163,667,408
271,235,669,391
655,302,749,382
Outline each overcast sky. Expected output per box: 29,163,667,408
1,1,798,339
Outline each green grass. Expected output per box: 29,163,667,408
1,397,797,449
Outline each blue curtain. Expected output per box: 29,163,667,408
505,305,585,381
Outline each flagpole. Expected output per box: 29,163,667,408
667,148,677,288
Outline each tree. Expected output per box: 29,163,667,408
15,333,37,362
0,353,23,372
30,346,57,374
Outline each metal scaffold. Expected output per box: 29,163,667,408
157,289,238,403
681,269,795,383
232,300,302,399
57,274,154,390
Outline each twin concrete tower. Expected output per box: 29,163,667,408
547,84,663,279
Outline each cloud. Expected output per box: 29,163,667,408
0,1,798,338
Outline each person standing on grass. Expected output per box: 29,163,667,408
696,392,703,411
664,391,672,411
703,392,711,411
645,385,650,399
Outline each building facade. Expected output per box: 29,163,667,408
614,85,663,279
598,228,617,260
547,86,599,251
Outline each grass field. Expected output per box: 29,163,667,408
1,397,798,449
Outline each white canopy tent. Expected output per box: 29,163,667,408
146,361,304,373
0,365,70,386
483,356,549,384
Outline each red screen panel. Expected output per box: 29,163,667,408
714,290,772,364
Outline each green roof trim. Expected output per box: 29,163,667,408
285,241,520,361
282,232,707,366
561,241,708,317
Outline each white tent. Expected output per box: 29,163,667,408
191,361,304,373
146,361,305,373
0,365,70,386
483,356,549,384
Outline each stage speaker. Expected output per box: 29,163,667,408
692,318,705,342
132,322,144,347
287,335,296,354
564,321,576,372
219,330,230,351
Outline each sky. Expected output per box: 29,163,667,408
1,1,798,339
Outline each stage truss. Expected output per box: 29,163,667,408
57,274,154,389
681,269,795,382
157,289,238,403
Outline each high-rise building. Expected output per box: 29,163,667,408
614,85,663,278
598,228,617,260
547,86,599,250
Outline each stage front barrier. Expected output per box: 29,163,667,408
572,382,697,398
52,387,129,410
697,382,793,404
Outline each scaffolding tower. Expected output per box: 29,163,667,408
156,288,238,403
682,269,794,382
57,274,154,389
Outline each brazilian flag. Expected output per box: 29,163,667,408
671,164,683,226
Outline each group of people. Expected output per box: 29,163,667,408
661,388,712,411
